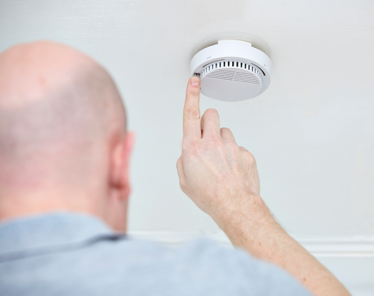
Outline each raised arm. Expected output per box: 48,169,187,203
176,76,350,296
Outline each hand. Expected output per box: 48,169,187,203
176,76,264,225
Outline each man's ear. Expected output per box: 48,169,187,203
110,131,135,200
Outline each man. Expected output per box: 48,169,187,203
0,41,349,296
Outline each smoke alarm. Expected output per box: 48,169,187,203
190,40,272,102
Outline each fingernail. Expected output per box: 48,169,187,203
190,77,200,87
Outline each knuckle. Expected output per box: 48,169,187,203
206,135,222,146
176,157,181,168
179,180,187,192
188,86,200,97
182,139,200,154
181,140,189,151
245,151,255,163
184,107,200,119
227,141,238,150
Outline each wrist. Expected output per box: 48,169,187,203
213,194,286,257
214,194,273,231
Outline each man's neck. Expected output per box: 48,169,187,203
0,189,106,223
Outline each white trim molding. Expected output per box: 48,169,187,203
129,231,374,257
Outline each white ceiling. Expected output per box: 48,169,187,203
1,0,374,238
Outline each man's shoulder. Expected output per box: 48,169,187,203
0,214,311,296
96,236,311,296
0,234,311,296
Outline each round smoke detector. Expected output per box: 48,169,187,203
190,40,272,102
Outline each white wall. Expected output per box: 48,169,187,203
1,0,374,293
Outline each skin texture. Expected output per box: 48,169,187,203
176,77,351,296
0,41,135,232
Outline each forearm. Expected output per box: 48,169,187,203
214,195,350,296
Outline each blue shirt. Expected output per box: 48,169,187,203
0,212,311,296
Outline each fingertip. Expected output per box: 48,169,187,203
189,76,200,87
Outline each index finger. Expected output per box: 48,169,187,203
183,76,201,141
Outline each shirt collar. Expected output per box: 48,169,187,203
0,211,116,255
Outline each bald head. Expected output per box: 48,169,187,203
0,41,131,224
